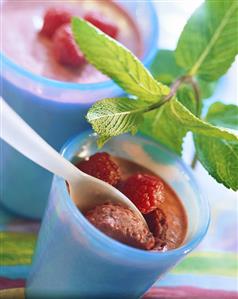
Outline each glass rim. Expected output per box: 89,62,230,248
0,0,158,91
56,132,210,263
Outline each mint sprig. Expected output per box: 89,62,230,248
72,18,169,102
175,0,238,80
72,0,238,190
150,49,217,100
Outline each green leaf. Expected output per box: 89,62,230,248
97,135,111,149
194,136,238,190
197,78,217,100
175,0,238,81
86,97,148,147
150,49,185,85
140,104,187,155
141,98,238,156
206,101,238,130
177,84,197,115
89,92,225,156
150,49,217,100
194,102,238,190
72,18,169,102
170,99,238,141
139,86,197,155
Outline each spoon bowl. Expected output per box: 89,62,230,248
69,172,140,213
0,97,145,223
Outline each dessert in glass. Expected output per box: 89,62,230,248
26,132,210,298
0,0,158,218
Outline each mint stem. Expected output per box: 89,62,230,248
183,77,201,116
145,76,189,113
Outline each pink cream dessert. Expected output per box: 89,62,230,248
2,0,142,83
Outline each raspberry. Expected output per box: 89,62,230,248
40,8,72,38
84,12,119,39
52,24,85,68
76,152,121,186
121,173,165,214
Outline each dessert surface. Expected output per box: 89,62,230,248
114,157,188,250
76,153,188,251
85,203,155,250
2,0,142,83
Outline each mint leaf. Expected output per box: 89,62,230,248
175,0,238,81
206,102,238,130
97,135,111,149
194,136,238,190
150,49,217,100
139,86,197,155
194,102,238,190
72,18,169,102
150,49,184,85
170,99,238,141
197,79,217,100
177,84,197,115
141,98,238,156
140,103,187,155
86,98,148,147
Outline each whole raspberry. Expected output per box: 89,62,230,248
121,173,165,214
84,12,119,39
52,24,85,68
40,8,72,38
76,152,120,186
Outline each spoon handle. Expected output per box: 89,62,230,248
0,97,80,182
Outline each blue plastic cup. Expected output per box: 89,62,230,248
26,133,210,299
0,1,158,219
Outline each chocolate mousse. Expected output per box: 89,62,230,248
85,203,155,250
76,152,188,252
144,208,168,251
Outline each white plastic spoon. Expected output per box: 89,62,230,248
0,97,146,223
